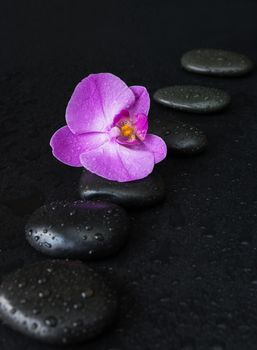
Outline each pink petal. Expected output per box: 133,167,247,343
143,134,167,163
66,73,135,134
134,113,148,140
80,141,155,182
50,126,108,167
129,86,150,116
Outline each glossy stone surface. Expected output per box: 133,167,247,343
181,49,254,76
79,171,166,208
25,200,129,259
153,85,230,113
152,119,207,155
0,260,117,344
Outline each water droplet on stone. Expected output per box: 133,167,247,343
44,316,57,327
94,233,104,241
81,288,94,298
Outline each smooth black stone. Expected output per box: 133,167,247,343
0,260,117,344
25,200,129,259
151,120,207,155
153,85,230,113
181,49,254,76
79,171,165,208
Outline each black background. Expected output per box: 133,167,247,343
1,0,257,349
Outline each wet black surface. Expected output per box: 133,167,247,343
79,170,166,208
0,260,117,344
153,85,231,113
0,0,257,349
151,118,208,155
181,49,254,77
25,200,129,259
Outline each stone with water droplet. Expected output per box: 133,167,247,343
0,260,117,344
181,48,254,76
150,119,207,155
79,170,165,208
25,200,129,259
153,85,230,113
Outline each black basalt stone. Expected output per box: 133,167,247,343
79,171,166,208
151,119,207,156
181,49,254,77
153,85,230,113
25,200,129,259
0,260,117,344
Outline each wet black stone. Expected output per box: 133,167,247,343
153,85,230,113
25,200,129,259
0,260,117,344
151,119,207,155
79,171,166,208
181,49,254,76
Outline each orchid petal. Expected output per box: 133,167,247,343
66,73,135,134
143,134,167,163
134,113,148,140
129,85,150,116
50,126,108,167
80,141,155,182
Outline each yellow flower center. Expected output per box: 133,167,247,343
120,124,134,138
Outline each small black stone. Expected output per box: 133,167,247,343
151,119,207,156
79,170,166,208
153,85,230,113
25,200,129,259
181,49,254,77
0,260,117,344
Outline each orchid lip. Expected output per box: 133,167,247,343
111,109,148,143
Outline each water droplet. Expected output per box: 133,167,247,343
81,288,94,298
10,308,16,314
44,242,52,248
32,308,40,315
38,278,47,284
18,282,26,288
44,316,57,327
38,290,50,298
73,303,82,310
73,319,83,327
94,233,104,241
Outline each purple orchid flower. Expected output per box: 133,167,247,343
50,73,167,182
